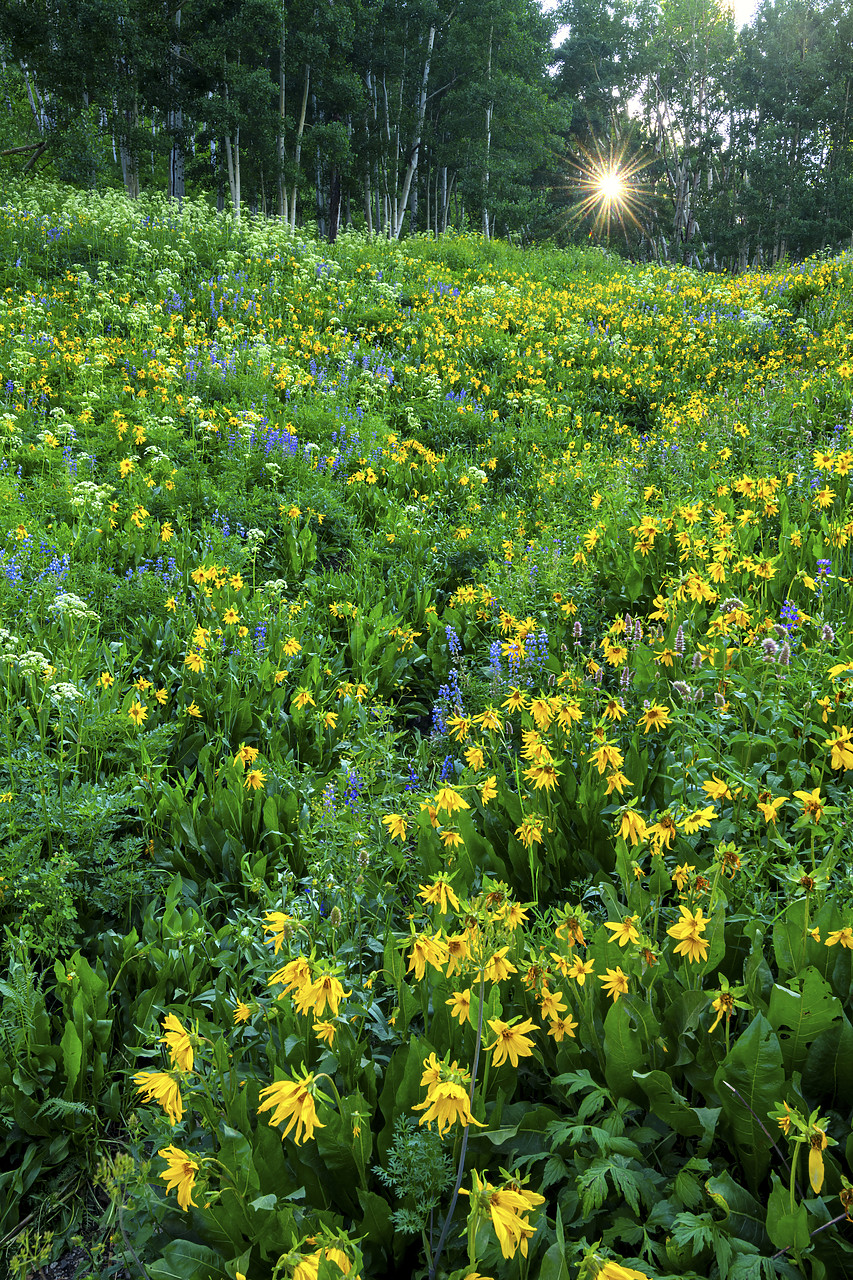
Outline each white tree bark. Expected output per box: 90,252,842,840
290,64,310,231
392,25,435,239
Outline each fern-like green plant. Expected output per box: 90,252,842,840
373,1116,453,1234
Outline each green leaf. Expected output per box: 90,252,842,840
603,998,645,1103
772,898,810,976
705,1171,771,1250
147,1241,234,1280
377,1036,433,1156
356,1187,394,1252
697,901,728,976
538,1240,572,1280
766,1172,811,1252
768,967,842,1072
804,1015,853,1106
249,1193,278,1212
218,1123,260,1196
714,1013,785,1188
633,1069,704,1137
59,1022,83,1095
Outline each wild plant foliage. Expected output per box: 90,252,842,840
0,182,852,1278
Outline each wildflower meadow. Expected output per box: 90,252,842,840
2,179,853,1280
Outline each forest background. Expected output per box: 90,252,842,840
1,0,852,270
3,2,853,1279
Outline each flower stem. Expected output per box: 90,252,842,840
428,971,486,1280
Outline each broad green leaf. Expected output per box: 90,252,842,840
59,1022,83,1095
356,1187,394,1252
705,1171,770,1250
377,1036,433,1155
147,1241,233,1280
538,1240,572,1280
249,1193,277,1212
633,1069,703,1138
804,1015,853,1106
218,1123,260,1196
766,1172,811,1252
714,1013,785,1188
768,967,842,1072
603,999,645,1103
772,898,810,976
697,901,727,976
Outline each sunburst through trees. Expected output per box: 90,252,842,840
566,140,654,245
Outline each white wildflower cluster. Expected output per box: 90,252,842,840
1,413,20,439
413,367,444,403
48,593,99,622
70,480,114,512
15,649,51,676
49,681,82,704
249,340,273,365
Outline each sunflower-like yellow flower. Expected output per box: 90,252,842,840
407,931,449,981
292,1246,357,1280
483,946,518,983
267,954,312,995
134,1070,184,1125
480,774,498,805
158,1144,200,1211
261,910,300,954
599,967,629,1002
418,874,460,915
292,970,351,1018
433,785,469,814
618,809,648,847
446,988,472,1025
566,955,595,985
826,725,853,771
604,916,641,948
382,812,408,841
667,905,711,963
412,1055,484,1137
595,1259,651,1279
485,1016,537,1068
460,1169,545,1259
257,1068,325,1144
160,1013,193,1073
639,704,671,734
793,787,824,822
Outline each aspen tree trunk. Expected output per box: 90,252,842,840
119,95,140,199
314,94,326,238
224,127,241,216
441,169,454,234
482,24,493,240
168,7,185,202
381,73,392,234
393,24,435,239
363,70,374,233
21,64,48,134
409,169,418,233
277,5,288,221
290,64,310,231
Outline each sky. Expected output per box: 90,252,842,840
543,0,759,43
